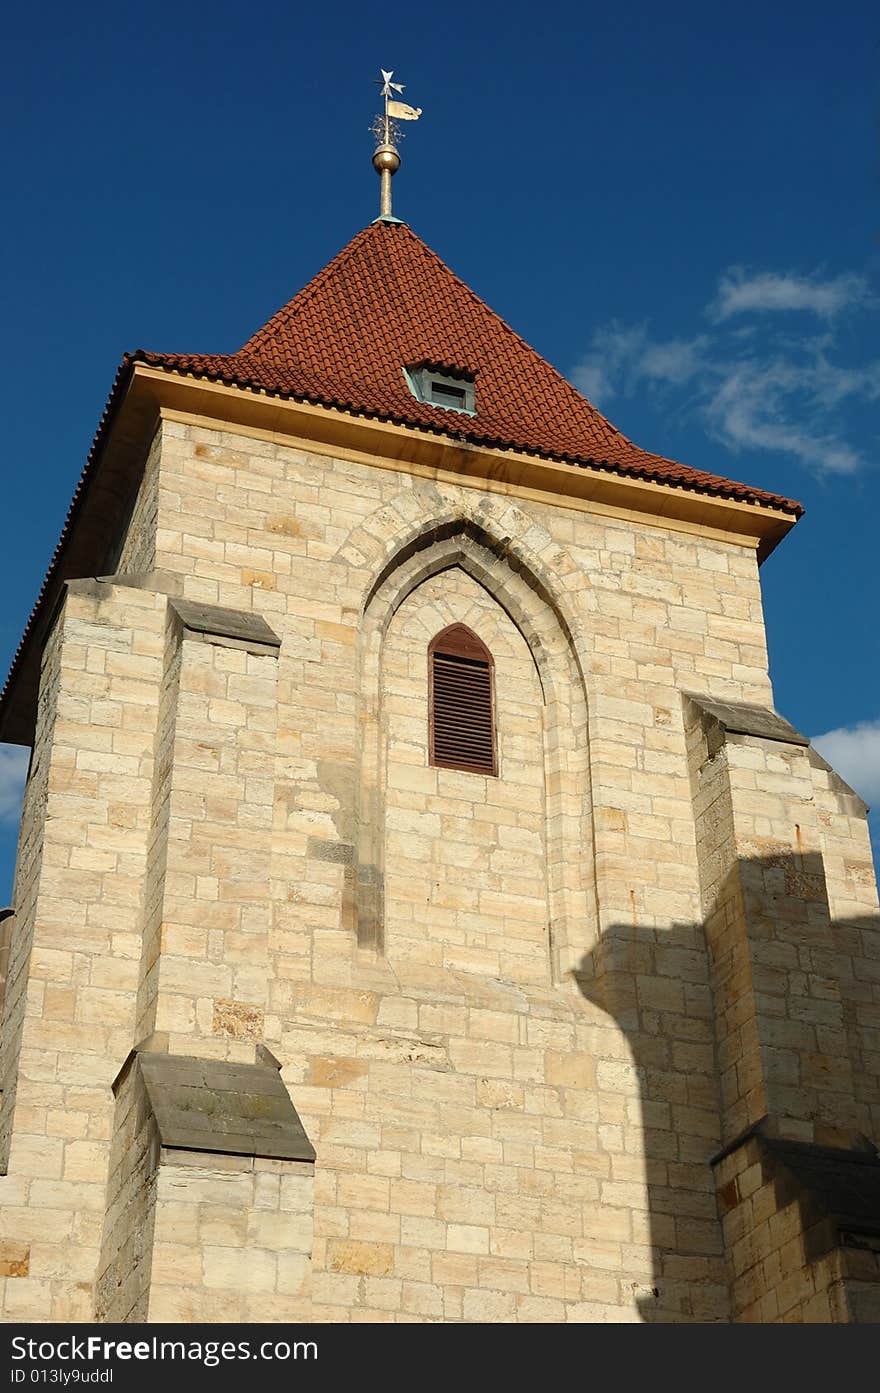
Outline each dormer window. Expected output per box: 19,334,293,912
405,363,476,415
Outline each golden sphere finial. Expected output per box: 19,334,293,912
372,143,401,176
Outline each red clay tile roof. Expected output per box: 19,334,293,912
0,218,803,738
131,220,802,516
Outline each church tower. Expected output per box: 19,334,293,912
0,90,879,1323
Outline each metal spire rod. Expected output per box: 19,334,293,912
371,69,423,221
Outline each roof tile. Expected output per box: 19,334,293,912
131,220,802,515
0,219,802,729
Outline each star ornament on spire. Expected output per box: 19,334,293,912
380,69,405,98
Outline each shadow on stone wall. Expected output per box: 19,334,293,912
573,852,880,1323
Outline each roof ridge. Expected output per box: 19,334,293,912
0,223,804,750
240,224,377,355
237,221,632,457
119,226,803,520
396,224,638,451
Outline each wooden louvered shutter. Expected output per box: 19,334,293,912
429,624,497,776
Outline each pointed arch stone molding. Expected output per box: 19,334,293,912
350,496,589,679
344,491,600,983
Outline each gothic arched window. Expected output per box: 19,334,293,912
428,624,497,776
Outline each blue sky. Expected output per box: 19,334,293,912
0,0,878,899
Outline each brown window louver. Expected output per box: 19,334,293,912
428,624,497,776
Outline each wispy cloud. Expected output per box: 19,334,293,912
812,719,880,806
573,324,650,403
704,360,863,475
573,326,707,406
711,269,869,322
638,336,707,387
0,746,28,824
572,264,878,477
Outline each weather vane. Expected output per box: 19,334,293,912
371,69,422,221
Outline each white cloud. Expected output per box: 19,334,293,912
712,269,869,322
572,324,706,407
704,361,862,475
570,262,878,478
572,323,648,405
800,349,880,409
572,358,614,407
0,746,29,824
638,337,706,387
812,720,880,805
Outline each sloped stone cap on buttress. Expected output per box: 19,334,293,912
761,1134,880,1252
685,695,811,751
685,694,868,813
135,1051,316,1163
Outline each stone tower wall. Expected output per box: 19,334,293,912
0,413,877,1322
